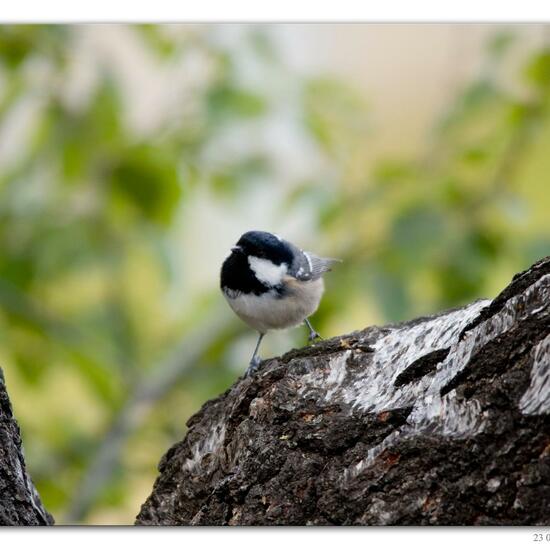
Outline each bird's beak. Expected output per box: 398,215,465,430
231,245,242,253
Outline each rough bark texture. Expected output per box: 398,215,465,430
136,257,550,526
0,369,53,526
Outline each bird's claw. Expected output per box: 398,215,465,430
308,330,322,342
304,318,322,343
245,355,262,377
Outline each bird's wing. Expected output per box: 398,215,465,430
288,248,341,281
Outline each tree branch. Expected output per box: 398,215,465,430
137,256,550,526
0,368,53,526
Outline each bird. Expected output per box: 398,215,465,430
220,230,339,376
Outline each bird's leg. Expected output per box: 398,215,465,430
246,332,265,376
304,318,322,342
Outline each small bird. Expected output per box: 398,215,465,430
220,230,339,376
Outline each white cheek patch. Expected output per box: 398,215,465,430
248,256,287,286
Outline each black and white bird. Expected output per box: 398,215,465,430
220,230,339,376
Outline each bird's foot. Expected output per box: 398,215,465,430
245,355,262,377
304,318,322,343
308,330,322,342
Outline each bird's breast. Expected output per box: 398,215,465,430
223,277,324,333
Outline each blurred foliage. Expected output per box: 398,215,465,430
298,30,550,323
0,24,548,524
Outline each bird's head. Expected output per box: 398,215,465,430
232,231,293,266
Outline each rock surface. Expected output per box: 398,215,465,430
0,369,53,526
136,257,550,526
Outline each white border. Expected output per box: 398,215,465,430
0,0,550,22
0,527,545,550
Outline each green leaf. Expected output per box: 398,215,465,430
0,26,67,69
524,49,550,90
460,147,488,166
109,145,182,225
135,25,178,59
390,205,446,265
207,85,267,120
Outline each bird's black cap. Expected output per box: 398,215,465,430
235,231,294,265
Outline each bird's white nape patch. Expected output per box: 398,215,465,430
248,256,287,286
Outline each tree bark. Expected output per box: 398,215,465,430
0,369,53,526
136,256,550,526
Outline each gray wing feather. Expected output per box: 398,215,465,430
289,248,341,281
